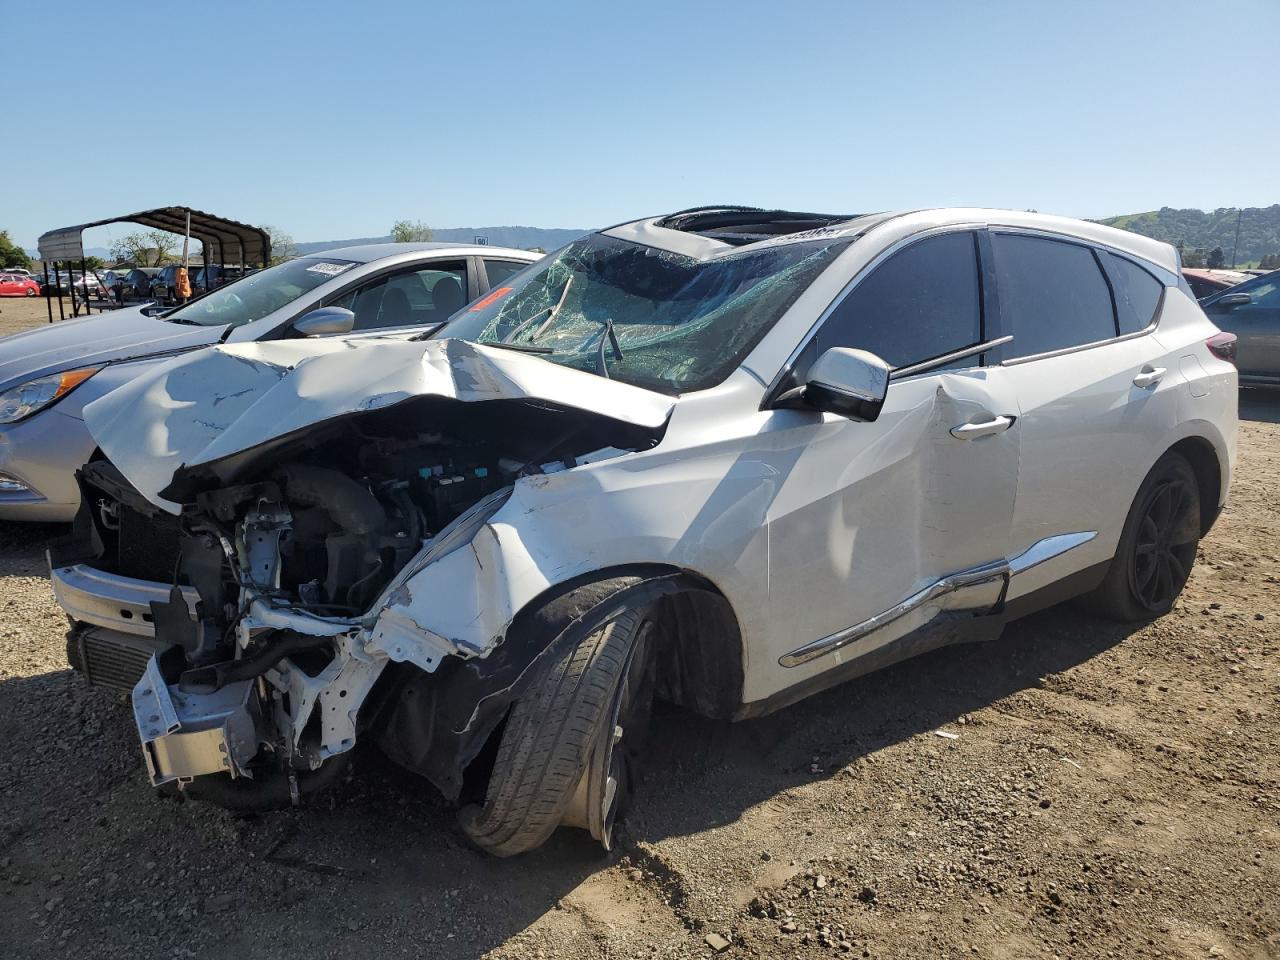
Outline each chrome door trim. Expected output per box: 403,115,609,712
998,322,1158,367
779,531,1097,668
1006,531,1097,575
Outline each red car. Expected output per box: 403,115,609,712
0,273,40,297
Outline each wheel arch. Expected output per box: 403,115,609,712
1165,434,1224,535
505,562,748,721
368,562,747,802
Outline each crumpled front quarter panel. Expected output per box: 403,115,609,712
374,385,778,669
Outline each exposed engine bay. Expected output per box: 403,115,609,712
55,391,659,805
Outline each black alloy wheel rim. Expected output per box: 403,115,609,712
1129,478,1197,612
590,618,656,850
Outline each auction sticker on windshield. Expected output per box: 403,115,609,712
469,286,513,311
305,262,355,277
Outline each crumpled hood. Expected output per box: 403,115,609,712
83,337,675,512
0,307,219,389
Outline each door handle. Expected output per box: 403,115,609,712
950,415,1015,440
1132,366,1166,389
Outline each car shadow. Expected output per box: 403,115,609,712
0,600,1139,959
0,520,64,579
1239,388,1280,424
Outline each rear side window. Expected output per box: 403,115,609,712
992,234,1116,359
815,231,982,368
1103,252,1163,334
483,259,528,289
331,262,467,330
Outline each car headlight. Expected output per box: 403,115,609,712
0,367,100,424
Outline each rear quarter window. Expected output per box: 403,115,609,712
1103,252,1163,334
483,259,528,288
992,234,1116,359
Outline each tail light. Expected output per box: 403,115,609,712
1206,332,1237,364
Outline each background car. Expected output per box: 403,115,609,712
0,273,40,296
1200,270,1279,387
123,267,159,300
101,269,130,298
37,271,68,295
148,264,193,305
1182,267,1252,300
0,242,538,520
193,264,249,292
71,274,106,299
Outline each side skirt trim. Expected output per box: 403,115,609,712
778,532,1096,668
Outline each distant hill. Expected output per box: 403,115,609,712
295,226,586,256
1097,205,1280,267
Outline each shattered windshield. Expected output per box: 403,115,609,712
435,233,853,394
164,257,357,328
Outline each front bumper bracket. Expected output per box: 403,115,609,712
132,657,258,786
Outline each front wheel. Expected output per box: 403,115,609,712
1081,451,1201,622
458,601,656,856
24,287,35,297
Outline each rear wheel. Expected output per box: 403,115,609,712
458,601,656,857
1082,452,1200,621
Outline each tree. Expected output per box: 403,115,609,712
1258,253,1280,271
1206,247,1226,269
263,225,297,265
390,220,434,243
110,230,180,266
84,255,105,271
0,230,32,270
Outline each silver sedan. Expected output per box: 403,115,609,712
0,242,540,520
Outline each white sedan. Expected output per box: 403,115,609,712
52,206,1236,856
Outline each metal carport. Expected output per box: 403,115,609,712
36,206,271,322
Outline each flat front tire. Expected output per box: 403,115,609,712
458,602,655,857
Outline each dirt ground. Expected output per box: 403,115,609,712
0,301,1276,958
0,294,98,339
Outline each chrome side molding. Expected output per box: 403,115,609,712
1007,530,1096,574
779,531,1097,668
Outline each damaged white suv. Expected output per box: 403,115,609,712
51,206,1238,855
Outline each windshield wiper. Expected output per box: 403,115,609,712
408,322,446,341
483,341,555,354
530,275,573,342
595,317,624,378
502,275,573,344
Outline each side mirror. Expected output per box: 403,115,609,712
1216,292,1252,308
790,347,891,421
292,306,355,337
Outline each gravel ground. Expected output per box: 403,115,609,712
0,375,1276,958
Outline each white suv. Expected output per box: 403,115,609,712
52,206,1237,855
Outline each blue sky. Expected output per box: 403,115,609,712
8,0,1278,249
